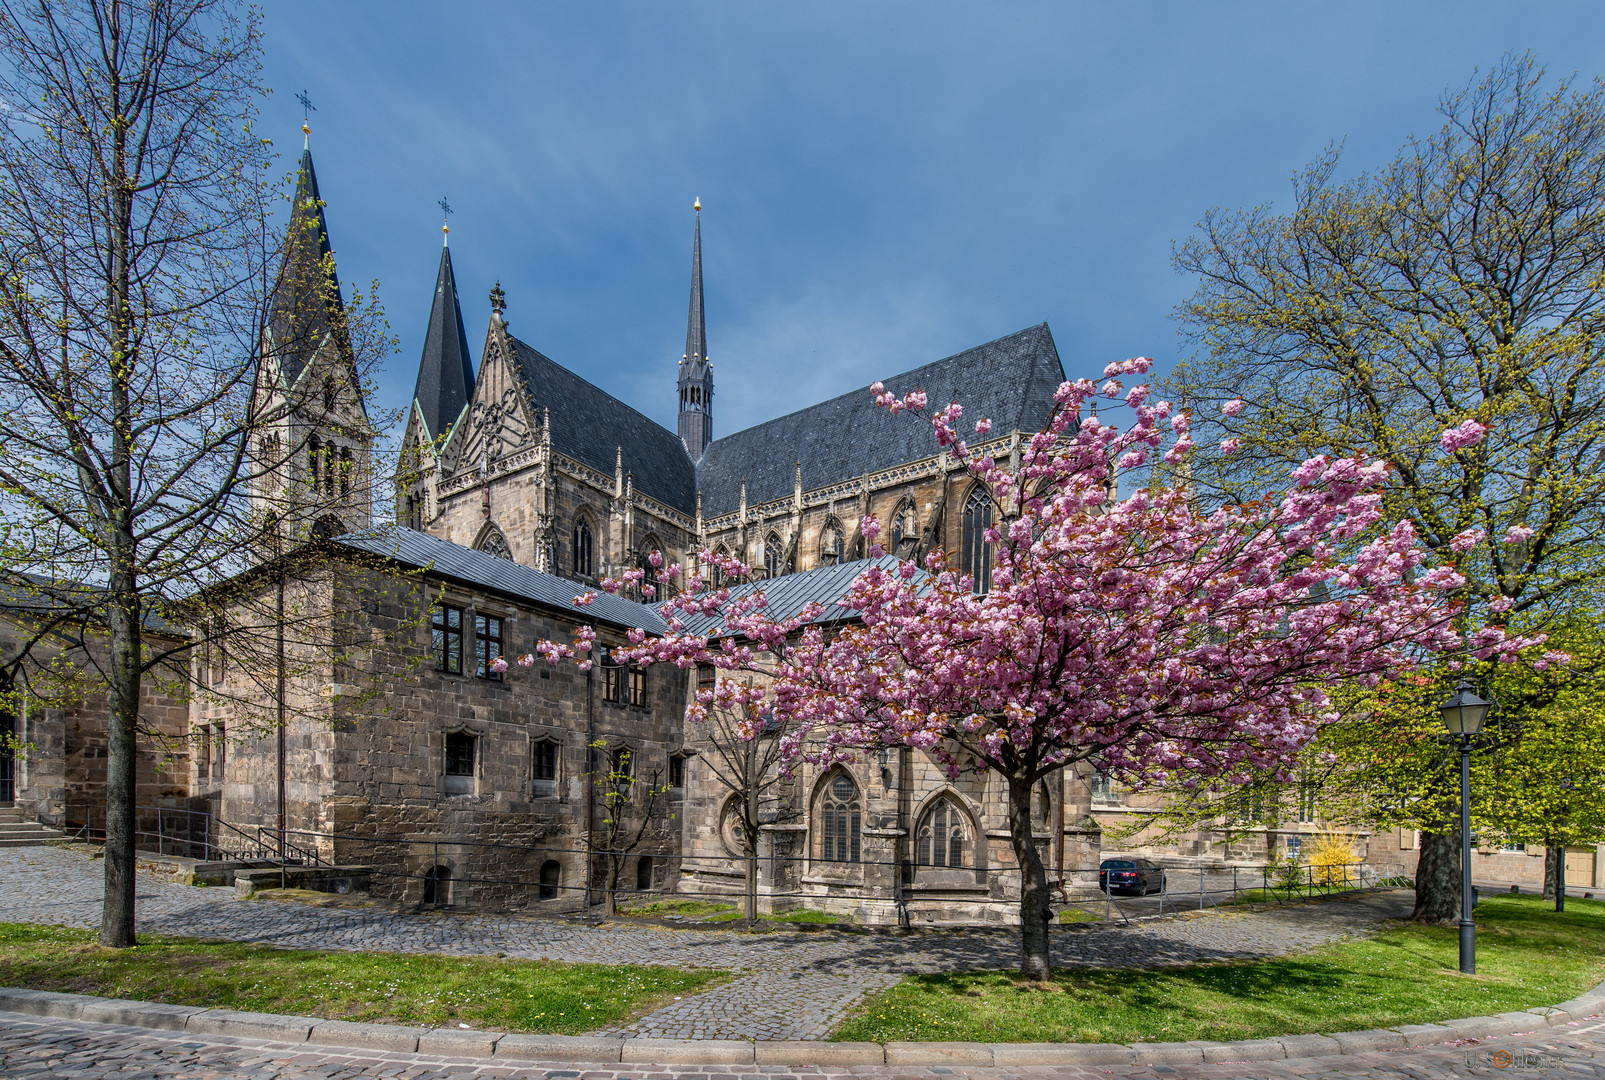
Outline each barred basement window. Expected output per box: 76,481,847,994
476,614,504,679
432,604,463,674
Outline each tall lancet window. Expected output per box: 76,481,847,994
917,797,969,868
816,771,862,864
763,532,784,579
573,518,594,578
961,488,993,594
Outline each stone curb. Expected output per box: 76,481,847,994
0,982,1600,1066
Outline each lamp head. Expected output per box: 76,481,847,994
1440,680,1491,736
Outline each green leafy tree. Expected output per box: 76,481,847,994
1168,54,1605,920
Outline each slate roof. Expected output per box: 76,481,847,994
695,323,1067,516
658,555,904,639
335,526,667,633
509,337,698,512
411,246,476,442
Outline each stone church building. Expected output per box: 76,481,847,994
211,138,1102,921
22,139,1585,916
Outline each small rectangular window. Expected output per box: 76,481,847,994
533,740,558,798
602,650,624,703
197,726,211,781
669,754,685,790
475,614,504,679
432,604,463,674
697,665,715,696
629,667,646,707
213,723,226,781
445,730,476,795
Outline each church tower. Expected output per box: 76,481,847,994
677,199,714,459
253,117,373,545
397,206,475,530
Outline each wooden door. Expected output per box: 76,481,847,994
1565,847,1596,888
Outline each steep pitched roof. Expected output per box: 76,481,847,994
657,555,904,638
411,246,476,442
335,526,667,633
695,323,1067,516
268,147,348,387
509,337,697,513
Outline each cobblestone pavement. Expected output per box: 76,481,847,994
2,847,1414,1042
0,1011,1600,1079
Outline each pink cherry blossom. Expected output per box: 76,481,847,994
1222,398,1245,417
490,656,508,674
1503,525,1534,544
1220,437,1243,455
1441,419,1487,451
975,418,993,435
1450,528,1482,552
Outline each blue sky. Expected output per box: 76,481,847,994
261,2,1605,442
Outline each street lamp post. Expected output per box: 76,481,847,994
1440,680,1491,975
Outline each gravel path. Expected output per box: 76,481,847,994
0,846,1414,1042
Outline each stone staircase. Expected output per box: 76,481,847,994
0,805,65,846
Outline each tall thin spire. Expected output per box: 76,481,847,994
677,198,714,459
685,198,707,365
411,238,475,443
268,133,346,387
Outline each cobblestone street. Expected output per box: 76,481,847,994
0,1011,1600,1079
1,847,1415,1041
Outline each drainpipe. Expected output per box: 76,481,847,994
276,567,286,862
584,655,595,916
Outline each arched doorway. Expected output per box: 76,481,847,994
422,864,451,906
539,859,562,901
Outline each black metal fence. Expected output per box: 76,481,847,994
61,805,1397,926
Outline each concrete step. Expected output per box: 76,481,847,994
0,815,66,845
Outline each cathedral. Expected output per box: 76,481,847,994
8,137,1458,922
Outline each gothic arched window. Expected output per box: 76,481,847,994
709,545,727,588
340,447,353,497
323,376,336,413
815,771,861,863
477,525,513,562
308,435,320,488
916,797,969,868
820,519,845,565
572,518,594,578
323,442,336,495
961,487,993,593
763,532,784,579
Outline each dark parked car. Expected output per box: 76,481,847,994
1099,858,1166,895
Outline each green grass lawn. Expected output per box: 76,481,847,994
834,893,1605,1044
0,923,721,1035
615,898,735,918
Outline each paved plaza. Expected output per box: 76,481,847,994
0,1011,1600,1079
2,847,1417,1041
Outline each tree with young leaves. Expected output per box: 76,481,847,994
0,0,393,947
1168,53,1605,919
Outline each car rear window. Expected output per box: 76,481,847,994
1101,860,1137,869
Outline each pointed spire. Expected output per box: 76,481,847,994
685,198,707,366
410,241,475,443
677,199,714,459
268,137,347,387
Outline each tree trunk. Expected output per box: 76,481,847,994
1543,844,1560,901
604,858,620,916
1007,775,1053,980
1411,829,1461,924
100,583,141,948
